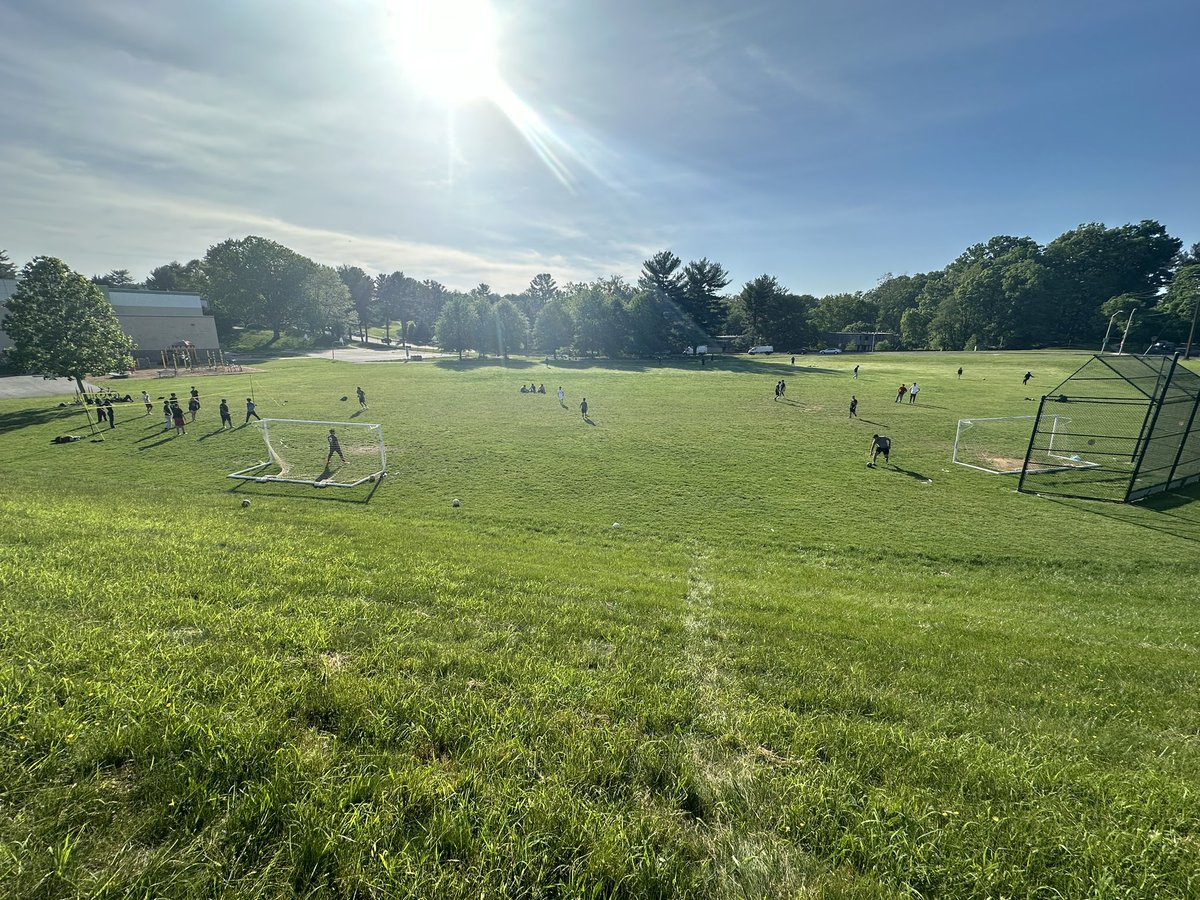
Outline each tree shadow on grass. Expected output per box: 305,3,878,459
0,405,90,432
433,358,539,371
433,356,842,377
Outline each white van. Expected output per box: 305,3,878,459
748,345,774,355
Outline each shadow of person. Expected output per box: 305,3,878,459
890,466,933,483
583,416,596,426
196,428,227,442
350,409,363,419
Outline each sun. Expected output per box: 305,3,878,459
391,0,500,104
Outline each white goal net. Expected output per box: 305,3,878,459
229,419,386,488
953,414,1096,475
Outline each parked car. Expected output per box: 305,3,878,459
1143,342,1176,356
818,348,842,354
748,345,774,355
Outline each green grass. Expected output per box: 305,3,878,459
1,350,1198,898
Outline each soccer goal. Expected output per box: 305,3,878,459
953,414,1096,475
228,419,386,488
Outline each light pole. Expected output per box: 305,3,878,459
1116,310,1136,355
1187,289,1199,361
1100,310,1125,355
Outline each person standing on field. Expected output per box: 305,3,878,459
896,384,907,403
580,397,588,418
909,382,919,404
557,386,565,406
850,395,858,418
187,394,200,422
957,367,963,379
171,401,187,436
142,390,152,415
853,364,859,380
326,428,346,465
356,386,367,409
219,399,233,430
245,397,261,424
162,400,173,431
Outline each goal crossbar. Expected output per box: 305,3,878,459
228,418,386,488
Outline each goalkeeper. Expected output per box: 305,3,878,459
326,428,346,465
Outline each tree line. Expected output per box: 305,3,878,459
3,219,1198,359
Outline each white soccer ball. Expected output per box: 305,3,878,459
452,498,461,507
612,522,620,529
241,499,250,508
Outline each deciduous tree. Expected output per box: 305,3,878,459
435,295,478,360
533,300,574,358
2,257,134,393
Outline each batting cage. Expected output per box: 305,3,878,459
1017,354,1200,502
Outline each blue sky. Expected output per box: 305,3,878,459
1,0,1196,296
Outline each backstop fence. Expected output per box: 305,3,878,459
1017,353,1200,502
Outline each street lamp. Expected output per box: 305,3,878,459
1116,310,1135,355
1187,289,1199,361
1100,310,1125,355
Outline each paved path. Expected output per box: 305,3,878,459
0,375,98,400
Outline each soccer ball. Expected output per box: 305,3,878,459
452,498,461,507
241,499,250,508
368,475,376,483
612,522,620,529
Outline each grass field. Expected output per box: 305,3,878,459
1,350,1198,898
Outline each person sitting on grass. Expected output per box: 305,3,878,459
869,433,891,467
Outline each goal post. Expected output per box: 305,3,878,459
953,414,1094,475
953,416,1039,474
228,419,386,488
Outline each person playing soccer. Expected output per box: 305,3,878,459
896,384,907,403
356,386,367,409
1023,371,1033,385
557,386,565,406
326,428,346,465
909,382,919,404
580,397,589,419
219,398,233,430
142,390,152,415
869,433,891,467
245,397,261,424
849,395,858,418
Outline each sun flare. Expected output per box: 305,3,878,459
392,0,500,104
